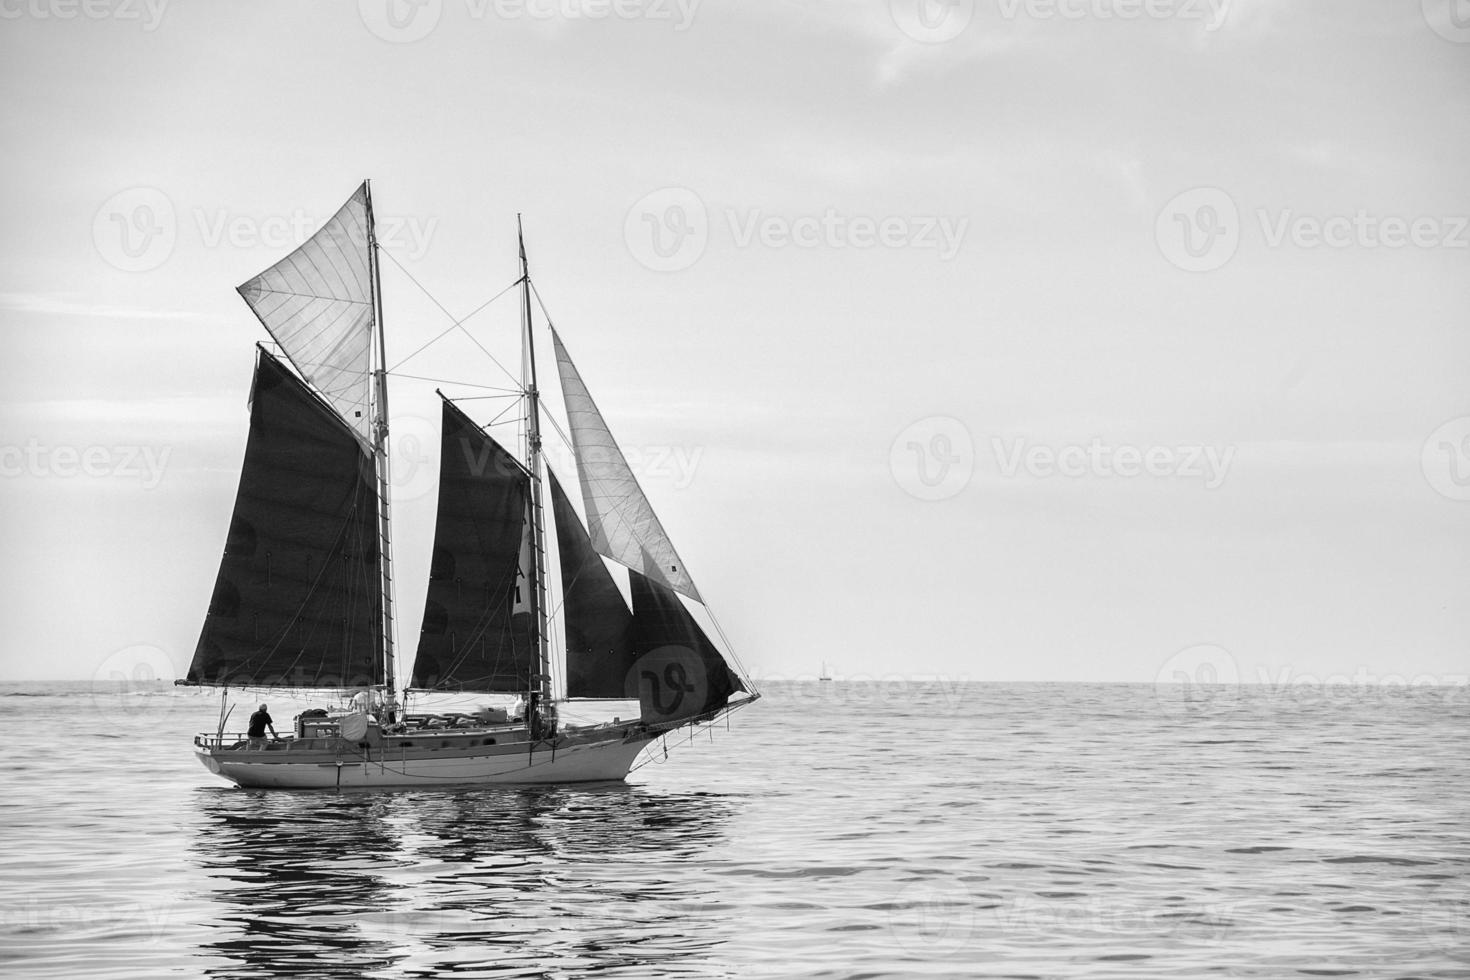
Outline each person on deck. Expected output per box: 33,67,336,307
248,703,278,749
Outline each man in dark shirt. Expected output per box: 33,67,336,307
248,703,278,749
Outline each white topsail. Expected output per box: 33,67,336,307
236,184,375,442
551,327,702,602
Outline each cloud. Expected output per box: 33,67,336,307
0,293,198,321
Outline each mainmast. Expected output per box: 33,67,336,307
365,180,398,719
519,216,554,733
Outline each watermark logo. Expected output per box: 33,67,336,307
888,880,975,955
1158,187,1468,270
194,206,437,261
992,437,1235,489
1252,666,1466,705
1422,417,1470,502
1154,643,1239,715
91,644,177,728
467,0,701,30
1257,209,1469,251
727,208,968,260
388,413,439,502
890,0,975,43
93,186,176,273
541,440,704,491
1423,0,1470,43
4,899,180,946
1417,891,1469,954
0,0,170,31
0,438,172,489
625,190,969,269
358,0,443,42
1156,187,1239,272
995,0,1229,30
890,416,974,501
625,187,708,272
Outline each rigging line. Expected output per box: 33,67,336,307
703,605,760,697
626,700,755,773
528,279,557,332
387,372,523,393
483,399,526,429
377,250,523,386
541,410,578,460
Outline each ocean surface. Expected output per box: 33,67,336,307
0,679,1466,979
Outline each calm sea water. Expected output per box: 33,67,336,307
0,680,1466,979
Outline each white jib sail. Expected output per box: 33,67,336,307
551,328,702,602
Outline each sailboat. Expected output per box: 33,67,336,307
819,662,832,682
178,182,758,788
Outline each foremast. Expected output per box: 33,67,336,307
365,181,398,719
518,216,554,737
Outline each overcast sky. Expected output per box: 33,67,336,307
1,0,1467,689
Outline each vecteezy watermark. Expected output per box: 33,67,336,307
0,439,171,489
890,0,976,43
992,437,1235,489
1,899,180,945
1157,186,1470,272
996,0,1229,30
466,0,701,29
91,643,178,728
981,895,1237,942
726,208,969,261
624,187,969,272
888,880,976,956
1251,666,1467,705
1153,643,1239,715
92,186,177,273
194,206,437,261
1422,0,1470,44
540,440,705,491
1417,890,1470,955
358,0,699,42
1257,209,1470,251
1155,187,1240,273
94,188,439,271
0,0,170,30
625,187,709,273
1422,417,1470,502
890,416,975,501
358,0,444,42
388,413,439,503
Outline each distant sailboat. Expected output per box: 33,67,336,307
178,182,758,788
819,662,832,682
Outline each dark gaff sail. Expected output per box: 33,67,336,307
411,398,534,693
549,469,636,698
186,349,381,689
627,570,745,725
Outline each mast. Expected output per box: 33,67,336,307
365,180,398,718
519,216,554,729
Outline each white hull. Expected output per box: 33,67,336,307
196,731,657,789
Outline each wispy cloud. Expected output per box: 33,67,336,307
0,292,198,321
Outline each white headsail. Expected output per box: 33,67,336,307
236,183,375,443
551,328,702,602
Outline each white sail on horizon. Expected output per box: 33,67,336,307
237,183,375,442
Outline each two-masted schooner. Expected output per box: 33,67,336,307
177,182,758,788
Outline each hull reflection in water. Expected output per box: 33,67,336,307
190,785,739,977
